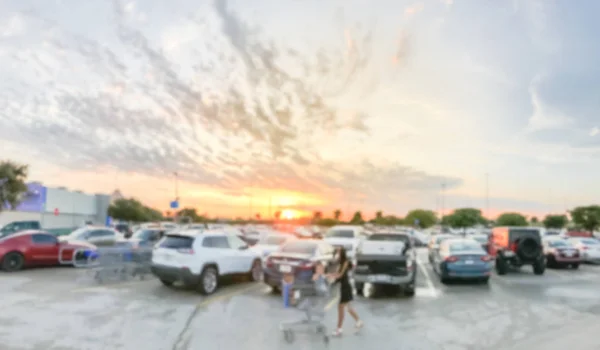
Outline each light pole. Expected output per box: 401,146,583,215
485,173,490,220
441,182,446,218
173,172,179,201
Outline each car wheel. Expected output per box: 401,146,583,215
547,255,556,268
355,282,364,296
198,266,219,295
572,263,580,269
270,285,281,294
160,279,174,287
533,257,545,275
495,256,507,275
2,252,24,272
248,259,262,282
480,277,490,284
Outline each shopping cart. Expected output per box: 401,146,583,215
68,246,154,283
279,279,331,345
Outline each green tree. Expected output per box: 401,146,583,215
350,211,364,224
316,218,338,227
0,161,29,212
542,214,568,229
312,211,323,222
530,216,539,225
496,212,528,226
570,205,600,232
445,208,484,230
108,198,163,222
405,209,437,229
334,209,342,221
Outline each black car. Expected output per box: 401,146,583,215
263,240,338,293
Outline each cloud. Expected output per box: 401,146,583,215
0,14,25,37
590,127,599,137
525,76,573,132
0,0,460,211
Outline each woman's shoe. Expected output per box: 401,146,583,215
354,320,363,332
332,328,343,337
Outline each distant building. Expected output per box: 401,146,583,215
0,182,110,233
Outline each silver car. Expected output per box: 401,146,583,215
61,226,122,246
428,234,454,263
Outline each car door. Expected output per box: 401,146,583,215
30,234,60,265
226,234,254,273
87,230,107,246
202,236,235,275
101,229,117,245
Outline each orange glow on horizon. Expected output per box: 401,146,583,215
281,209,296,219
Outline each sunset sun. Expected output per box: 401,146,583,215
281,209,296,219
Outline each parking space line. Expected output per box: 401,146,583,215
417,260,439,297
196,283,263,307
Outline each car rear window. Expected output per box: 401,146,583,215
159,235,194,249
435,235,451,244
450,241,483,252
280,241,317,254
548,240,570,247
325,230,354,238
471,235,488,244
581,239,599,245
510,228,540,236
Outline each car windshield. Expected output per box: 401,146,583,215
449,241,483,252
580,239,600,245
261,235,287,246
471,235,488,244
367,234,410,244
279,241,317,255
549,240,570,247
131,229,157,240
324,229,354,238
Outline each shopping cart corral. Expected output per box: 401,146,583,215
280,281,332,345
66,246,154,284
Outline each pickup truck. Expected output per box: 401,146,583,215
353,232,417,297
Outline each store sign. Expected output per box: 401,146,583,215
6,182,47,212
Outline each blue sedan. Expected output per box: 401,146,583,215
432,238,493,283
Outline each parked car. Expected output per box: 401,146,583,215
427,234,453,263
353,232,416,296
263,239,337,293
470,234,489,253
151,230,262,295
60,226,123,246
0,220,42,238
322,225,366,258
543,237,581,269
251,233,295,261
0,230,96,271
113,223,133,238
431,238,493,283
120,228,165,249
568,237,600,263
490,227,545,275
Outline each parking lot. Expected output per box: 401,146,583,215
2,249,600,350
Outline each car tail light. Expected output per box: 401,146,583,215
297,261,315,271
510,242,518,252
581,246,589,250
481,255,493,262
177,248,194,254
445,256,458,262
266,257,274,268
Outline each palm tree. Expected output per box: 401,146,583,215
334,209,342,221
313,211,323,222
0,161,29,212
375,211,383,220
350,211,364,224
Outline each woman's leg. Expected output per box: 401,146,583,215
346,303,360,321
337,303,346,329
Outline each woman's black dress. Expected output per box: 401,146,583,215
337,263,353,304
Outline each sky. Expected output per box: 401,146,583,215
0,0,599,220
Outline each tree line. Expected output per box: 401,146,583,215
1,160,600,232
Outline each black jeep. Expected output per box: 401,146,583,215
491,227,545,275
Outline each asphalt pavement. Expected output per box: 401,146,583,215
2,249,600,350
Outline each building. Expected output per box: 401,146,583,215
0,182,110,234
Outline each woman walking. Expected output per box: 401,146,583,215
328,247,363,336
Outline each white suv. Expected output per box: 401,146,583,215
151,230,262,295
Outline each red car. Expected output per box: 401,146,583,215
0,230,97,272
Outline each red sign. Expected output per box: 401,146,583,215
54,208,59,216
